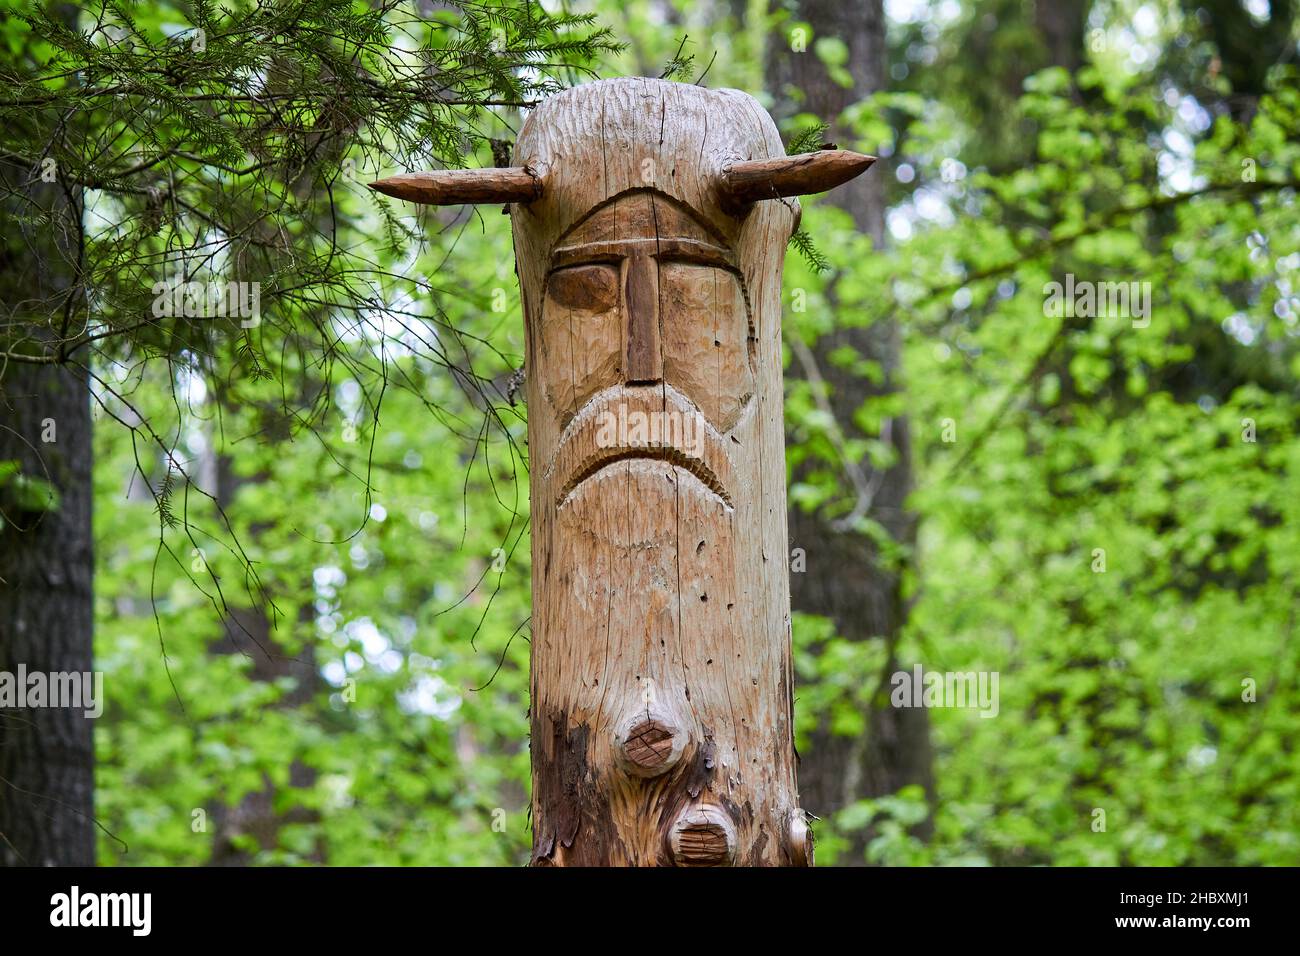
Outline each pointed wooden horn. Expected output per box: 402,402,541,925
368,167,542,205
719,149,876,210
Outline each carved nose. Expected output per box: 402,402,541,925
623,251,663,383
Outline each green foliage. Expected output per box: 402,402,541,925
788,26,1300,863
786,121,831,155
818,787,932,866
0,461,62,523
93,208,533,864
788,227,829,274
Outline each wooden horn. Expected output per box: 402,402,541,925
719,149,876,209
368,167,542,205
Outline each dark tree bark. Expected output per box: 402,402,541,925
1033,0,1089,76
1178,0,1295,123
767,0,935,860
0,341,95,867
0,0,95,867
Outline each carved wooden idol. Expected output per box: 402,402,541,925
372,77,873,866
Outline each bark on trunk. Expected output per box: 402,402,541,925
1034,0,1088,76
0,1,95,868
0,360,95,866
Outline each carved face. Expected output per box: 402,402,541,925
503,78,810,866
534,191,754,506
371,76,867,865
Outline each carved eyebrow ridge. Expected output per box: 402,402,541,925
551,237,737,273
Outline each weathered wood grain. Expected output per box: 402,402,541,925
368,166,540,204
515,79,812,866
371,76,875,866
719,149,877,209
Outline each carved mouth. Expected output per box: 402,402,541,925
546,385,736,510
557,445,732,509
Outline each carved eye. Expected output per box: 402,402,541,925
546,263,619,312
658,262,754,433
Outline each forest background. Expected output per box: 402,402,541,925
1,0,1297,865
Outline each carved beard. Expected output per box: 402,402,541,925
535,384,765,865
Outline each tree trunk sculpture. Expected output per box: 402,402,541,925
371,77,874,866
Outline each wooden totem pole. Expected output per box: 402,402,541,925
372,78,873,866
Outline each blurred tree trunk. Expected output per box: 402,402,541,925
206,397,321,865
204,97,346,865
1033,0,1089,76
766,0,934,861
0,154,95,866
1178,0,1294,123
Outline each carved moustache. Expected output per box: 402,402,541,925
544,384,737,510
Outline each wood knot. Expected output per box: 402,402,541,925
669,805,737,867
616,712,685,778
789,808,813,867
623,718,675,770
